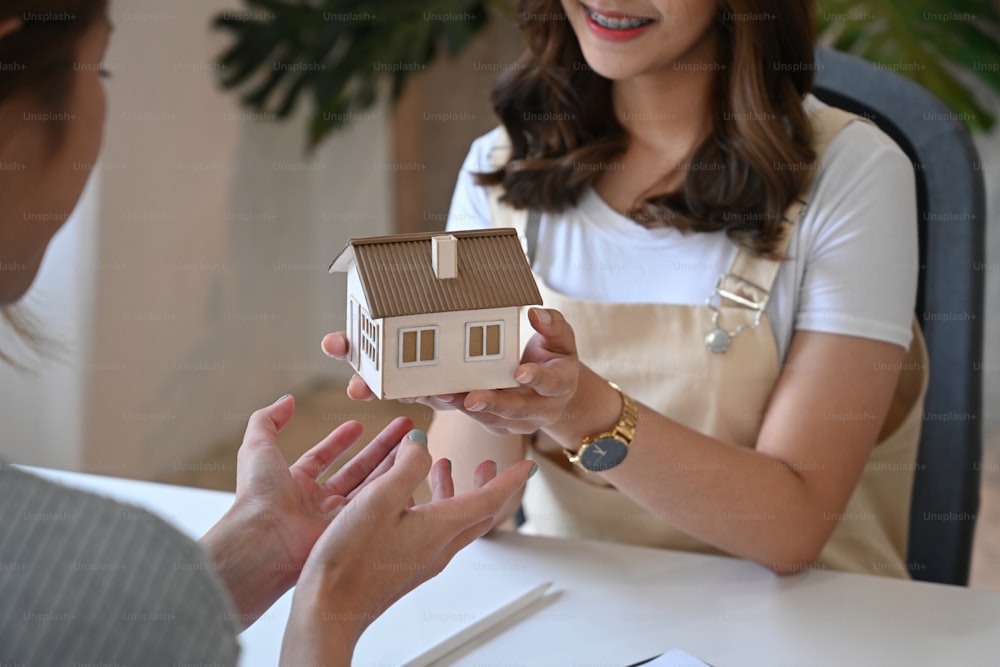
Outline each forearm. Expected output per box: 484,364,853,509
281,585,357,667
200,506,297,629
546,366,838,571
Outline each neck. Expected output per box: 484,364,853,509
612,28,719,158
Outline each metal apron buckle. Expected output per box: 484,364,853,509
704,273,770,354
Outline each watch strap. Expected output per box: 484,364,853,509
564,381,637,472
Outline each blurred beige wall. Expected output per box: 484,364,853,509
394,14,524,235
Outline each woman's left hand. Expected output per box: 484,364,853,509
200,394,415,629
455,307,581,436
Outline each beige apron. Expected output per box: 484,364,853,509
486,107,928,578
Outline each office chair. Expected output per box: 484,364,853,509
813,47,986,586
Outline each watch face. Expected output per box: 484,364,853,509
579,436,628,472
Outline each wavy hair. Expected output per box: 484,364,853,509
476,0,817,258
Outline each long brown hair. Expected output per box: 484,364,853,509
477,0,817,258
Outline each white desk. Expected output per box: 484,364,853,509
23,466,1000,667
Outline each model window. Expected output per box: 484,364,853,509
399,326,438,366
466,321,503,361
361,311,378,370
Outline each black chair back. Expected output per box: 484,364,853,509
813,47,986,585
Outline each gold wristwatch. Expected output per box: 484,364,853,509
564,381,638,473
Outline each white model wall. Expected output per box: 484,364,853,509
382,307,520,400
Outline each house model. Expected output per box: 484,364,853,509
328,228,543,400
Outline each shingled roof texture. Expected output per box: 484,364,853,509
350,229,542,319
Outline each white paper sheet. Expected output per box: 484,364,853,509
354,573,553,667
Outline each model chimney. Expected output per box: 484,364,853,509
432,235,458,280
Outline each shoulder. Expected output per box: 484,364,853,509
462,126,508,172
788,97,918,349
799,94,917,241
805,94,915,193
0,465,209,565
0,465,240,664
448,127,512,232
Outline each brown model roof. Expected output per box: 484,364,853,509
329,228,543,319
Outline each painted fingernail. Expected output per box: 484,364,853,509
407,429,428,446
534,308,552,325
446,459,453,474
274,393,291,404
490,461,499,476
467,401,487,412
528,463,539,479
438,394,455,403
515,369,533,384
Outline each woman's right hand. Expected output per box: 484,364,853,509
279,429,536,666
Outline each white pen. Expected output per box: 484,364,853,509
402,581,554,667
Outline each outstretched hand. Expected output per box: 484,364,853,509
201,395,415,629
281,430,536,666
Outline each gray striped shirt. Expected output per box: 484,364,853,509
0,464,241,666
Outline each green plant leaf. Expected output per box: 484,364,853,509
816,0,1000,132
214,0,502,149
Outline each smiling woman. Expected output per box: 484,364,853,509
481,0,817,259
320,0,928,580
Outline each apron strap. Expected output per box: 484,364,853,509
719,106,871,309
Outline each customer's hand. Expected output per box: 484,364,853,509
322,308,581,434
200,394,415,629
280,429,536,666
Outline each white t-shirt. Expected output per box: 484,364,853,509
445,95,918,362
